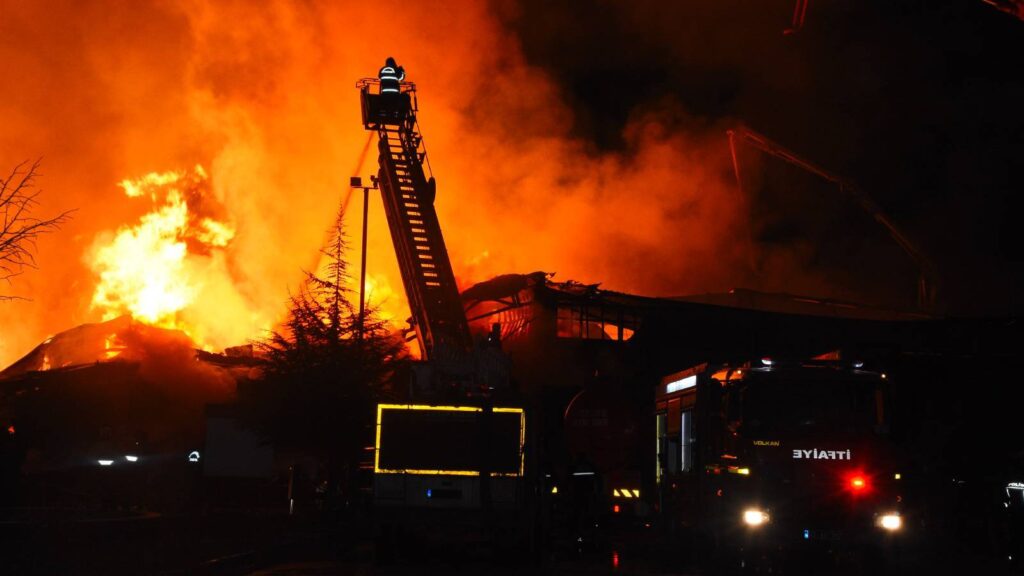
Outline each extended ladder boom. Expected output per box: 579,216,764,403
357,78,472,361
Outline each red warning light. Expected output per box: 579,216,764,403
613,504,621,514
6,425,13,435
847,474,870,494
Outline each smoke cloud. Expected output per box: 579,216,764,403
0,0,865,367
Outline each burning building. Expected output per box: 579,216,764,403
0,315,256,510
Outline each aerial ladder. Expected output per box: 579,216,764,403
356,78,474,372
355,77,531,558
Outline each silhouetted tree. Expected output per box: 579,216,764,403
239,207,406,500
1,160,73,300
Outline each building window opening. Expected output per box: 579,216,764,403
556,304,639,341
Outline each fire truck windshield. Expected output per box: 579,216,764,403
736,374,885,438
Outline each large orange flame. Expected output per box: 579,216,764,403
89,166,238,347
88,166,412,354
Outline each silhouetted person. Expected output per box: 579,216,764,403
378,57,405,94
569,452,599,545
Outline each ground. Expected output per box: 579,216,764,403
2,507,1019,575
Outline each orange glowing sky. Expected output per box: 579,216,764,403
0,0,786,367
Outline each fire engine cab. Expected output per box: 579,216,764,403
655,357,905,569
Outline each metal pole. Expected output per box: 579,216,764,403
287,464,295,516
358,186,370,340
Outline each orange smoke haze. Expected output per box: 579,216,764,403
0,0,764,367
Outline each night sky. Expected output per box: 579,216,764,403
503,0,1024,315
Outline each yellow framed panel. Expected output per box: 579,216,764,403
374,404,526,476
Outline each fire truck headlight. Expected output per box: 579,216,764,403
877,512,902,531
743,508,770,527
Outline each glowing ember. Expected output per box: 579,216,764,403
89,166,235,342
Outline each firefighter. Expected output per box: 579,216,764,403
378,57,405,94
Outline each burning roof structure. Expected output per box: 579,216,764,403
0,315,256,382
3,316,167,379
0,316,255,476
458,272,954,394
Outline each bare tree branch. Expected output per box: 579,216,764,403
1,159,75,300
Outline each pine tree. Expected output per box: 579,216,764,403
239,206,406,499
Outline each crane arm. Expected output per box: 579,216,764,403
728,127,936,309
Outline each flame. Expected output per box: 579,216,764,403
89,167,235,344
104,333,125,360
196,218,234,247
356,274,397,322
118,169,187,199
87,165,410,357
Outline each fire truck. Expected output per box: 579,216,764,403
355,76,532,559
655,357,906,569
